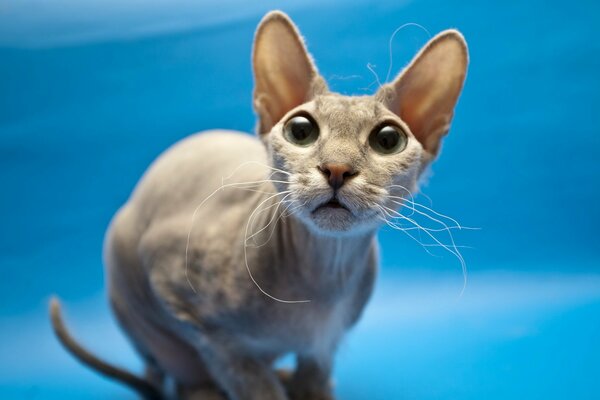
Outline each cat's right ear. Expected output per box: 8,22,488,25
253,11,327,134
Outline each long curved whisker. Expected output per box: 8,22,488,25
385,22,432,83
246,192,294,245
421,243,474,249
388,195,477,230
220,179,291,189
386,184,417,217
388,184,416,203
185,176,290,293
415,191,434,207
248,198,307,249
375,206,438,257
243,193,311,303
379,203,463,233
221,160,291,182
387,202,460,232
376,203,468,295
282,200,307,218
402,214,467,294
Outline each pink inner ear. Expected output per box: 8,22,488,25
252,13,323,133
384,31,468,156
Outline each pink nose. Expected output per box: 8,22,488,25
318,163,357,190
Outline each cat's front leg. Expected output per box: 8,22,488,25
284,355,335,400
183,330,289,400
140,223,289,400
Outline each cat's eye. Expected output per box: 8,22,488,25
284,115,319,146
369,124,408,155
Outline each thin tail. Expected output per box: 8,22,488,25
49,297,163,400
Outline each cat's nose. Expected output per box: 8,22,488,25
318,163,358,190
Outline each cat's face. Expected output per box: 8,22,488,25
253,11,468,235
265,94,423,235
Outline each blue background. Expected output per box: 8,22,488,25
1,0,599,398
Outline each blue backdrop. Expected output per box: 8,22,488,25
1,0,599,399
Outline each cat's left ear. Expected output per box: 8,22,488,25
377,30,468,157
253,11,327,134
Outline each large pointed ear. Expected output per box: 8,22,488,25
253,11,327,134
377,30,468,157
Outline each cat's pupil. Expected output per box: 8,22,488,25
369,124,407,154
377,126,399,149
284,115,319,146
291,117,313,140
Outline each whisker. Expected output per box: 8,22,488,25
403,213,467,294
366,62,383,89
221,160,291,182
232,187,282,195
220,179,291,189
243,192,311,303
379,210,472,246
388,184,416,203
246,192,294,245
282,200,307,218
376,203,468,295
416,191,434,207
386,201,461,232
385,22,432,83
379,203,462,233
375,207,438,258
387,184,416,217
185,176,289,293
248,198,296,237
421,243,474,249
388,195,476,230
248,198,307,249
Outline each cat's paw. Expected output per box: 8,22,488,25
287,388,335,400
177,384,228,400
276,370,335,400
276,368,294,387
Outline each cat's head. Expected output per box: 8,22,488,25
253,11,468,236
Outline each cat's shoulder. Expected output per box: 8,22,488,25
162,129,263,160
137,129,266,183
122,129,269,226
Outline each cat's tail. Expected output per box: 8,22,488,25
49,297,163,400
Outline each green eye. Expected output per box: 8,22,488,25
369,124,408,154
284,115,319,146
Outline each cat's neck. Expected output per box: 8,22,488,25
235,189,376,303
279,210,376,286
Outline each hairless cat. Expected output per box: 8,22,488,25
51,10,468,400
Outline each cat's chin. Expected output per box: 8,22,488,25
304,207,359,235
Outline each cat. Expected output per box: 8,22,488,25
50,10,468,400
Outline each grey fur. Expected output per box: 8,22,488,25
50,10,468,400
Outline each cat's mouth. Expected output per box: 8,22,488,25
307,196,358,231
312,197,350,213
